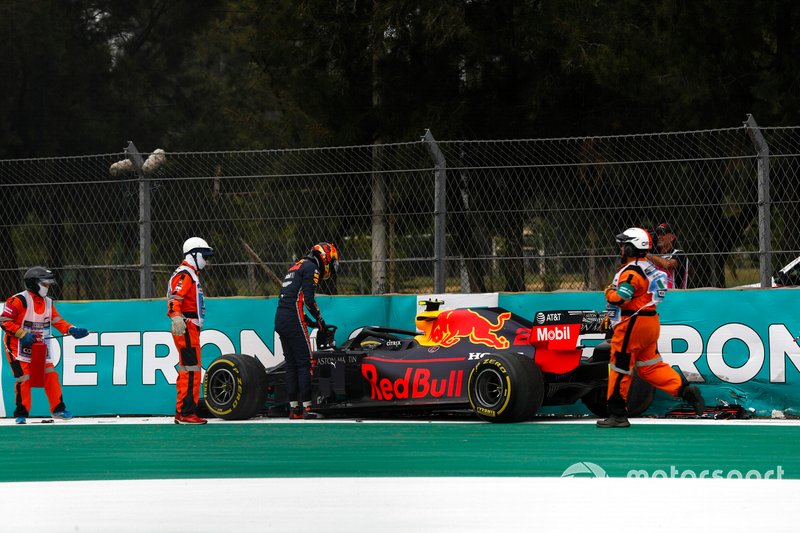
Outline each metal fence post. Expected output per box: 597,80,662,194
744,115,772,288
371,143,387,294
422,130,446,293
125,141,154,298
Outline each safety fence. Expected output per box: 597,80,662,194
0,116,798,299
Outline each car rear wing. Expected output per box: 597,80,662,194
529,310,607,374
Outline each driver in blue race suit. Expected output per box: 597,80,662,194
274,242,339,420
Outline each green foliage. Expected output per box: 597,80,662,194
3,0,799,154
1,0,799,294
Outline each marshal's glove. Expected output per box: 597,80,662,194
171,315,187,336
68,327,89,339
17,331,37,348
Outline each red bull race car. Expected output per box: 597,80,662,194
202,305,655,423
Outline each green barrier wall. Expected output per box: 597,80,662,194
2,289,799,417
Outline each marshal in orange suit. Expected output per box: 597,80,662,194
598,228,705,428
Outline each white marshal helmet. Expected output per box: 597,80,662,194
615,227,652,251
183,237,214,270
183,237,214,256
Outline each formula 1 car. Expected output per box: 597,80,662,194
201,307,654,423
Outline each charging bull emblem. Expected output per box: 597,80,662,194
428,309,511,350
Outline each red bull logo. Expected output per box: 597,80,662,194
428,309,511,350
362,364,463,400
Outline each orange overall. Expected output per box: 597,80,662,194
0,291,72,417
167,261,205,417
605,259,683,416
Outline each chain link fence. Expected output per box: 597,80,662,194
1,118,798,300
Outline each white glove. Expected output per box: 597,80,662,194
171,315,187,336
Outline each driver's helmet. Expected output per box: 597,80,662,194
415,299,444,345
360,338,385,350
310,242,340,280
615,227,651,257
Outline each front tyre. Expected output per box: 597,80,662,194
468,353,544,423
203,354,267,420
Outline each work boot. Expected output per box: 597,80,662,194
174,413,208,425
596,415,631,428
289,406,304,420
680,385,706,415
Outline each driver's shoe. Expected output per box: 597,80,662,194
596,415,630,428
290,406,321,420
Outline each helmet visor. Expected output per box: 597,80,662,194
187,248,214,259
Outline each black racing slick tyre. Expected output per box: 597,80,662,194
468,353,544,423
582,386,610,418
581,374,655,418
627,375,655,417
203,354,268,420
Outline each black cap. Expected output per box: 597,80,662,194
654,223,674,235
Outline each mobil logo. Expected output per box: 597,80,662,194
428,309,511,350
536,325,571,342
531,324,581,351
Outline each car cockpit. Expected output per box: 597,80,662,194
340,326,419,352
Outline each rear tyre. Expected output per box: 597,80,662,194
582,374,655,418
582,386,609,418
468,353,544,423
203,354,268,420
627,375,655,416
